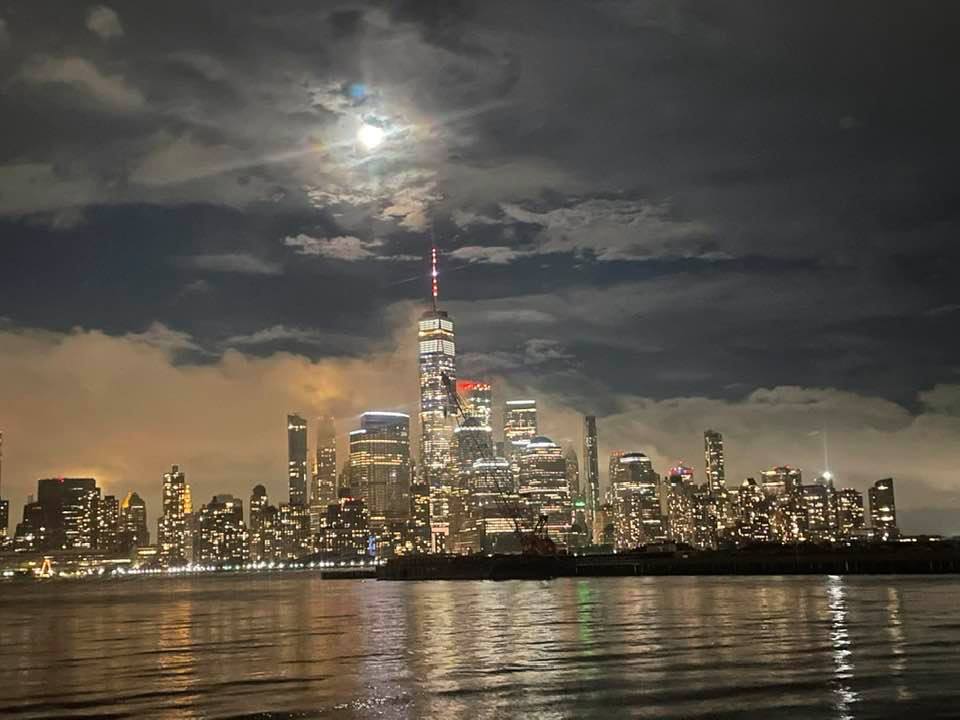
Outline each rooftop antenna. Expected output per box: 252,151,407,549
430,227,439,313
822,428,831,479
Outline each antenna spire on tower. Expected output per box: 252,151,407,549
431,245,439,312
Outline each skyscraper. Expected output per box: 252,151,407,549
456,379,492,426
288,414,308,506
836,487,865,537
868,478,898,540
504,400,538,457
759,466,802,498
665,464,696,545
418,247,456,489
195,494,248,566
564,447,581,498
349,412,412,526
610,453,664,549
158,465,188,566
312,416,337,508
29,478,101,550
98,495,120,553
119,491,149,550
517,436,573,544
704,430,725,492
582,416,601,540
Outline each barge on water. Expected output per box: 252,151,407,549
377,553,575,580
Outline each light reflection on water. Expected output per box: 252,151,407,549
1,575,959,719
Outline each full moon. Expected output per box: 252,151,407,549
357,123,385,150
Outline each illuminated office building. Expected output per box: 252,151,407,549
457,379,492,427
454,417,494,470
316,493,371,561
418,248,456,489
704,430,726,491
611,453,664,549
664,464,696,545
98,495,120,553
760,466,802,498
608,450,626,491
801,483,837,542
312,416,337,508
119,491,149,550
288,414,309,506
564,447,581,498
195,494,248,566
249,484,282,563
868,478,898,540
582,416,601,539
836,487,865,537
349,412,412,525
504,400,538,458
278,502,312,559
517,437,573,543
158,465,188,566
14,499,46,551
735,478,771,543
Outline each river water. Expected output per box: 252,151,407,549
0,574,958,719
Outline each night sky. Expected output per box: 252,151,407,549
1,1,959,532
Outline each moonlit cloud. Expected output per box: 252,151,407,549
85,5,124,40
177,253,282,276
21,55,144,110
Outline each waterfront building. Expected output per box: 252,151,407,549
769,488,809,544
869,478,898,540
316,492,371,560
119,491,149,551
98,495,120,553
312,416,337,508
836,487,865,537
611,453,665,549
409,479,432,553
462,457,517,550
735,478,772,543
14,498,46,551
195,494,248,566
249,484,283,563
288,414,309,506
704,430,725,492
157,465,188,566
582,415,601,541
664,464,696,545
517,436,573,544
801,483,837,542
277,502,312,559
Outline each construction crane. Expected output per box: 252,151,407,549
442,373,557,555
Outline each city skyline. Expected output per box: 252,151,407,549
0,2,958,536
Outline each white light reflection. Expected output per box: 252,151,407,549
886,587,913,701
826,575,859,719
